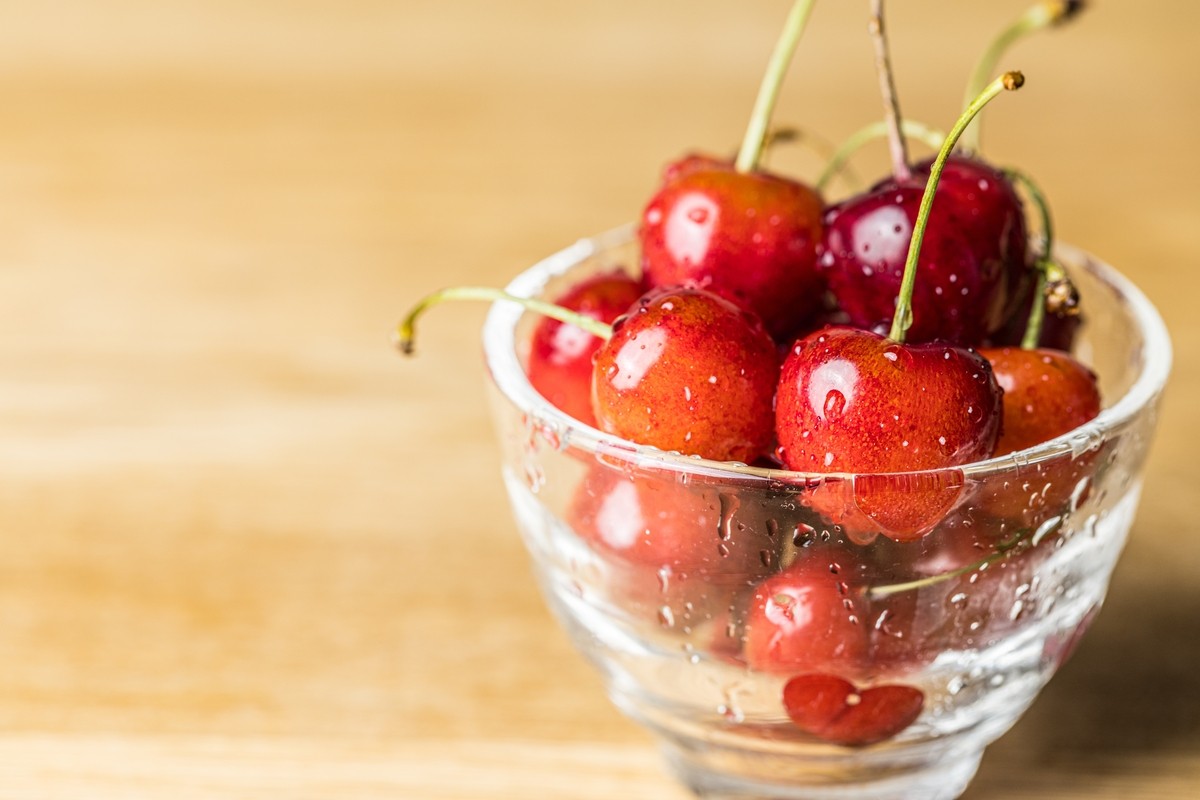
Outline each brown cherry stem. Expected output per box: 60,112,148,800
888,71,1025,343
869,0,910,180
735,0,819,173
961,1,1086,153
395,286,613,356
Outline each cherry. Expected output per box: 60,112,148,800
742,549,872,675
782,673,924,747
592,287,779,463
982,346,1100,456
774,73,1021,542
640,0,825,339
775,326,1001,540
822,5,1026,345
527,270,643,426
567,465,779,623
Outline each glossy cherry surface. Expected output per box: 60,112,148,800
592,287,779,463
743,550,871,675
641,162,825,339
982,346,1100,455
527,270,643,426
822,157,1025,346
774,326,1003,540
782,673,925,747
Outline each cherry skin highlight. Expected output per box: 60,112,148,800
592,287,779,463
527,270,643,426
641,162,825,339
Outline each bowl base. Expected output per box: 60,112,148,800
662,739,982,800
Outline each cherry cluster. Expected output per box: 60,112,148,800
401,0,1103,748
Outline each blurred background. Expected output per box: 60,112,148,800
0,1,1195,796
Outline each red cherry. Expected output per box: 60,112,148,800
782,673,924,747
592,287,779,463
821,159,1023,346
568,464,777,576
742,550,871,675
527,270,644,426
641,163,825,338
774,327,1003,541
983,346,1100,455
975,346,1101,524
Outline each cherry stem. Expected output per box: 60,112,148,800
1003,168,1056,349
395,286,613,355
734,0,818,173
816,119,945,194
867,515,1064,600
869,0,910,179
887,71,1025,344
961,1,1086,152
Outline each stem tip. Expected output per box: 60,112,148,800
1003,70,1025,90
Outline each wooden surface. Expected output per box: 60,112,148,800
1,1,1197,797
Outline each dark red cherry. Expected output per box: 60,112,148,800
989,275,1082,352
821,167,1017,346
641,163,825,339
774,326,1003,541
592,287,779,463
527,270,643,426
913,155,1031,326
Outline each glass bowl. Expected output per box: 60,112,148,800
480,225,1170,800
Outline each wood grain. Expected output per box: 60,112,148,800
0,1,1197,796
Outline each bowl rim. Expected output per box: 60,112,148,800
482,224,1171,483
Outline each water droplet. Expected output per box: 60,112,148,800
658,606,676,628
823,389,847,419
793,522,815,547
688,206,710,225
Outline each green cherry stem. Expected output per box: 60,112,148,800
869,0,910,179
961,1,1086,152
1003,168,1056,349
815,119,945,194
868,515,1065,600
734,0,818,174
395,286,612,355
887,71,1025,344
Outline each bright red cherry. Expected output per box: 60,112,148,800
743,550,872,675
593,287,779,463
640,0,825,340
527,270,643,426
568,463,777,575
642,164,825,339
983,346,1100,455
976,345,1101,524
782,673,924,747
775,326,1002,540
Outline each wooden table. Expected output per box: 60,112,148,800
1,1,1197,796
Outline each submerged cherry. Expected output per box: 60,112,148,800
743,550,872,675
782,673,924,747
641,0,824,338
528,270,643,426
593,287,779,463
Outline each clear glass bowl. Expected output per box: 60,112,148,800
480,226,1170,800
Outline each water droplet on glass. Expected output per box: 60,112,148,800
658,606,676,628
